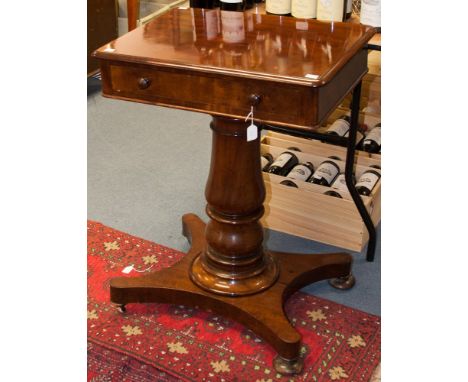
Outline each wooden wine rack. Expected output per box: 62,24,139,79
261,132,381,251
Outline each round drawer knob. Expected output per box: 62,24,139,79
249,94,262,106
138,77,151,89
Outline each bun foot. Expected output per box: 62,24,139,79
328,273,356,290
273,356,304,375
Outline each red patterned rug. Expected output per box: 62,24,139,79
88,220,380,382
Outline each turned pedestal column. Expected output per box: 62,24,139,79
190,116,279,296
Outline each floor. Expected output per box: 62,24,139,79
87,77,381,316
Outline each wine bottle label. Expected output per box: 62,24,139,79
363,126,381,145
331,174,348,192
271,153,293,168
312,162,339,183
261,156,269,169
291,0,317,19
266,0,291,15
221,11,245,43
205,10,219,41
317,0,345,21
356,172,380,192
287,164,313,181
360,0,381,27
328,118,350,136
346,0,352,13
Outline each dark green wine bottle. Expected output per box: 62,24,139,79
356,169,381,196
190,0,215,8
326,115,351,136
280,162,314,187
324,190,343,198
280,180,299,188
220,0,244,11
309,157,340,187
362,123,381,153
330,173,356,192
267,151,299,176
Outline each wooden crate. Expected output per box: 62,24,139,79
260,131,381,252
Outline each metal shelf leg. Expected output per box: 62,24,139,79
346,81,377,262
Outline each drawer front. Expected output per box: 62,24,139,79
102,61,317,128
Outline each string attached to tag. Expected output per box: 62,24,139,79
245,106,258,142
122,264,155,274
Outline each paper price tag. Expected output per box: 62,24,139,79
122,265,134,274
247,123,258,142
245,105,257,142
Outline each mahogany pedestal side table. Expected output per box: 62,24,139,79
93,9,376,374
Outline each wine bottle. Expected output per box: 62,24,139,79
190,0,216,8
266,0,292,15
355,169,381,196
245,0,254,9
316,0,345,21
326,115,351,136
362,123,381,153
324,190,342,198
267,151,299,176
344,0,352,20
280,180,299,188
360,0,381,27
331,172,355,192
287,146,302,152
220,0,244,11
291,0,317,19
285,162,315,182
308,157,340,186
261,153,274,171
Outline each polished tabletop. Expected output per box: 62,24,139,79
95,7,376,87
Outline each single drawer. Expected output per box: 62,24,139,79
101,61,316,129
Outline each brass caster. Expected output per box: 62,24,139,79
273,356,303,375
328,273,356,290
115,304,126,313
